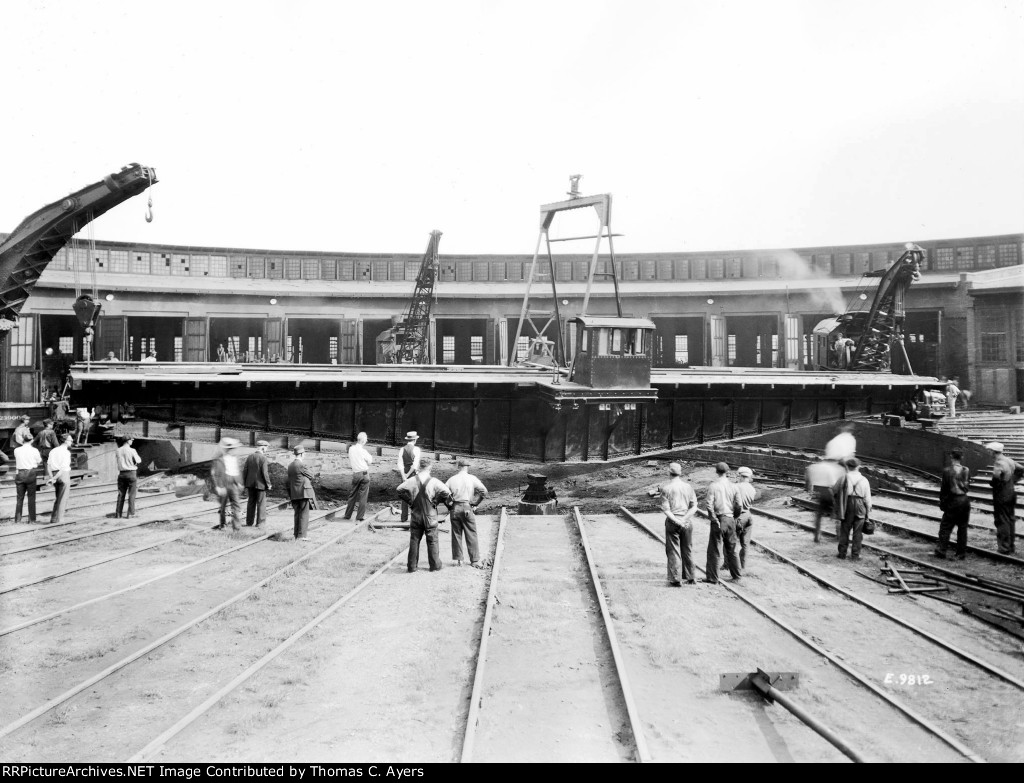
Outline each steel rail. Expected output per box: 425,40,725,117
617,505,985,763
0,498,205,557
460,508,508,764
126,509,404,762
0,480,117,506
867,500,1021,539
0,501,298,637
0,519,370,742
748,538,1024,692
571,506,653,763
0,492,187,540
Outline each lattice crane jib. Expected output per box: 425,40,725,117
848,243,923,372
392,230,442,365
0,163,157,344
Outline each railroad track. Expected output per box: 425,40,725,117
0,509,400,761
614,503,1023,763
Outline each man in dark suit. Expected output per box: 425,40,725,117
243,439,273,527
287,445,316,541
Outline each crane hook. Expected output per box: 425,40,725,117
145,195,154,223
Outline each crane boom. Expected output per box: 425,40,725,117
0,163,157,344
377,230,442,365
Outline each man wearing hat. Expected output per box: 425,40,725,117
832,457,872,561
660,462,698,586
704,462,741,583
445,458,489,567
13,414,33,447
114,436,142,518
344,432,373,522
395,432,422,524
33,419,59,465
987,442,1020,555
13,436,43,524
734,467,757,572
288,445,317,541
244,440,273,528
211,438,243,531
397,457,453,572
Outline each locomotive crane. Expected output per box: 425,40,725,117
813,242,924,373
376,230,442,364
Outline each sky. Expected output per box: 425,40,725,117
1,0,1022,256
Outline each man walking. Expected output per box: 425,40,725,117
114,436,142,518
344,432,373,521
445,458,488,567
705,462,741,583
13,438,43,524
805,457,845,543
395,431,421,523
987,442,1019,555
833,457,872,561
934,449,970,560
661,462,698,586
211,437,242,531
825,423,857,462
397,457,453,573
243,439,273,527
734,466,757,571
46,433,74,525
287,445,317,541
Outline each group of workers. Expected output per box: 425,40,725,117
9,414,75,525
208,430,489,574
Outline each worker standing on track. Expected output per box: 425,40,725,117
287,445,317,542
395,431,421,524
934,449,970,560
704,462,741,584
344,432,373,522
114,435,142,518
661,462,698,586
445,458,488,568
211,437,243,531
45,433,74,525
397,457,453,573
945,377,961,419
734,467,757,572
13,438,43,524
832,458,872,561
987,442,1020,555
243,439,273,528
805,457,845,543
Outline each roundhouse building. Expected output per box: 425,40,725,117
1,232,1021,406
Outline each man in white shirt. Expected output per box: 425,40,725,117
660,462,698,586
704,462,741,584
806,457,845,543
824,424,856,462
395,431,421,524
445,458,489,567
74,407,94,445
46,434,74,524
397,457,453,573
13,440,43,524
114,436,142,518
142,350,157,362
345,432,373,521
211,437,242,531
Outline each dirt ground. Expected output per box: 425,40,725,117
1,450,1021,763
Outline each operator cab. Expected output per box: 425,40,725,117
569,316,655,389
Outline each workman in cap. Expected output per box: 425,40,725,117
660,462,698,586
832,457,872,561
211,437,243,531
445,458,489,567
934,449,970,560
287,445,317,541
243,440,273,528
987,442,1020,555
734,467,757,572
13,414,33,447
395,431,421,523
397,457,453,573
33,419,59,465
705,462,741,583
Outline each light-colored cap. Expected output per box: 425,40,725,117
256,439,270,447
737,467,754,478
219,437,240,449
668,462,683,476
986,442,1004,453
405,431,419,441
293,445,306,455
